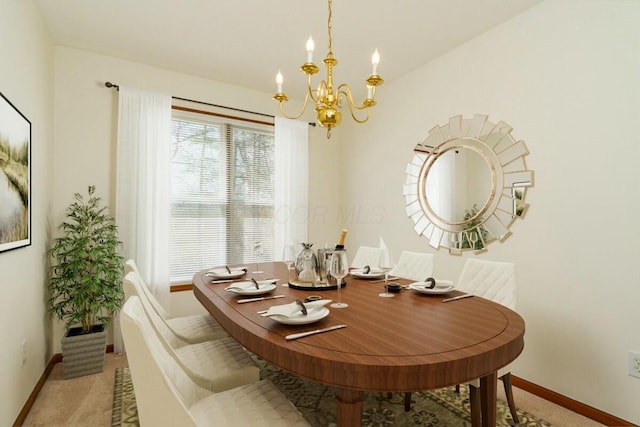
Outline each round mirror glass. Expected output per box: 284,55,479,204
425,146,493,224
404,114,534,254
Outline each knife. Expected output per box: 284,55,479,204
285,324,347,340
237,294,286,304
370,277,399,283
442,293,473,303
207,277,246,283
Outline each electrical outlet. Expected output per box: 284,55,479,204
21,339,27,366
628,351,640,379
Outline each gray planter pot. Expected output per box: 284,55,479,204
61,324,107,379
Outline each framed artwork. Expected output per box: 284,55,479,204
0,91,31,253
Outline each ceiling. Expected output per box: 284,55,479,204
35,0,541,100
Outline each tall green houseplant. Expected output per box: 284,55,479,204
48,186,124,378
48,185,125,332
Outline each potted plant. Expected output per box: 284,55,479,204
48,185,124,379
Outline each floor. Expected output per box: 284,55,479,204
21,353,604,426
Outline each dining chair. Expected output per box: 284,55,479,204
389,251,435,281
124,259,228,343
403,258,520,424
121,296,311,427
124,272,260,392
350,246,383,269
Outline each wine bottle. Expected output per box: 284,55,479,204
335,229,348,250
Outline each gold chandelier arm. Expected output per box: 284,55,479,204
336,85,373,123
277,91,313,120
312,79,327,106
337,84,375,111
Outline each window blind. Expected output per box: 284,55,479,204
170,111,275,283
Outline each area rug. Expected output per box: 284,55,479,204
112,361,551,426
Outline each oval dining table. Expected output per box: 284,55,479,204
193,261,525,427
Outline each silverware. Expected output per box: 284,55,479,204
211,279,247,284
294,299,308,315
285,324,347,341
370,277,399,283
237,295,286,304
442,294,473,303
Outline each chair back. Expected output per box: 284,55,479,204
124,271,188,349
121,296,209,426
124,259,171,320
456,259,516,309
350,246,383,269
391,251,435,281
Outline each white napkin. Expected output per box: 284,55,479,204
265,299,332,318
411,279,453,289
352,267,383,274
209,266,247,275
225,280,277,291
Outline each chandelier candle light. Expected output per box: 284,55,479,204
273,0,383,138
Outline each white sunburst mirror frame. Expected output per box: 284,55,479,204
404,114,534,254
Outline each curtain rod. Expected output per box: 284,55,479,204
104,82,316,126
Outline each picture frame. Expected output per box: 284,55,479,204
0,91,31,253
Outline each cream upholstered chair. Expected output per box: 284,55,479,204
121,296,311,427
455,258,519,424
403,258,520,423
124,272,260,392
124,259,227,343
389,251,435,281
350,246,382,269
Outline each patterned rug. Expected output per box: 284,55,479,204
112,360,552,426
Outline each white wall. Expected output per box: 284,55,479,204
341,0,640,423
51,46,342,352
0,1,53,425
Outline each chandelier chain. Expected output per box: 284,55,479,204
327,0,333,55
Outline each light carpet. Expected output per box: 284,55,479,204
112,360,551,426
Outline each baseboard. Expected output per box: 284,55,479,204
12,344,114,426
511,375,635,426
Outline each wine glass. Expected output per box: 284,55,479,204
378,247,395,298
329,250,349,308
282,244,296,283
469,231,479,250
252,240,264,273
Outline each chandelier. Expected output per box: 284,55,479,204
273,0,383,138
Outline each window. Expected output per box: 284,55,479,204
170,111,274,283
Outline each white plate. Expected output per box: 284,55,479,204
269,307,330,325
207,267,247,279
408,281,455,295
225,280,277,295
350,269,385,279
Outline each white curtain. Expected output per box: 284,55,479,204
114,87,172,353
274,117,309,260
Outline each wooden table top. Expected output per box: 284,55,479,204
193,261,525,393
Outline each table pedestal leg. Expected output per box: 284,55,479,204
336,388,362,427
480,371,498,427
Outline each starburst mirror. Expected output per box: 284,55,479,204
404,114,534,254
